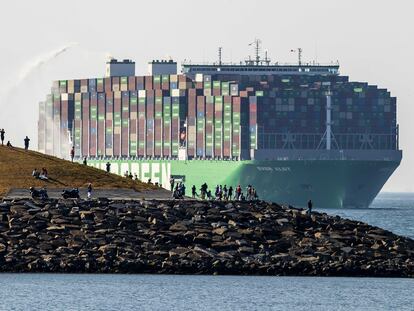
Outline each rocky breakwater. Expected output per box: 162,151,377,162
0,198,413,277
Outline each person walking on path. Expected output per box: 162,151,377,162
307,199,313,215
24,136,30,150
83,157,87,165
106,162,111,173
70,146,75,162
0,129,5,145
191,185,197,198
87,183,93,199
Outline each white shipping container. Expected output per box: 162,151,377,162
195,73,203,83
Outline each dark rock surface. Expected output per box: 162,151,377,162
0,198,413,277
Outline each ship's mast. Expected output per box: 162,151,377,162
218,47,222,66
248,39,262,65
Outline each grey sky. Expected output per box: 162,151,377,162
0,0,412,191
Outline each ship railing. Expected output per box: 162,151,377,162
257,132,398,151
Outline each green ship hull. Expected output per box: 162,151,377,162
87,156,400,208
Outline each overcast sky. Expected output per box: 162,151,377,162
0,0,412,192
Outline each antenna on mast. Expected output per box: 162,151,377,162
249,38,261,65
290,48,303,65
218,47,222,65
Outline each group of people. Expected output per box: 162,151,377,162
173,180,259,201
170,179,186,199
32,167,49,180
0,129,29,149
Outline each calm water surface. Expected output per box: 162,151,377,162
0,274,413,311
319,192,414,239
0,192,412,311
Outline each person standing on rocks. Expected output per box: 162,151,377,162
228,186,233,201
24,136,30,150
170,176,175,192
236,185,242,200
0,129,5,145
223,185,228,201
83,157,87,165
307,199,313,215
106,162,111,173
191,185,197,198
87,183,93,199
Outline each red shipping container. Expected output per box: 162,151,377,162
121,91,130,156
214,98,223,157
232,97,241,157
145,76,153,90
205,99,214,158
104,77,112,93
128,76,136,91
112,77,120,92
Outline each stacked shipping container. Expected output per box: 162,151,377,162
38,70,398,160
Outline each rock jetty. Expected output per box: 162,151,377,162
0,198,413,277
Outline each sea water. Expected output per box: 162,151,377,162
0,192,412,311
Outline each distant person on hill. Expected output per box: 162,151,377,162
24,136,30,150
83,157,87,165
87,183,93,199
6,141,12,147
0,129,4,145
32,168,40,179
191,185,196,198
70,146,75,162
307,199,313,215
39,167,48,180
128,172,133,179
106,162,111,173
134,173,138,180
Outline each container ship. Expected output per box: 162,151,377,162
38,43,402,208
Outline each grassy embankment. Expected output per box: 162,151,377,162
0,146,154,197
